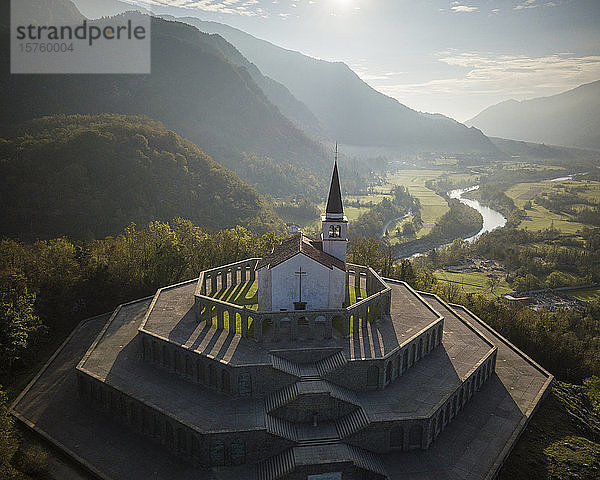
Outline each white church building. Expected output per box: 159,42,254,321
257,160,348,312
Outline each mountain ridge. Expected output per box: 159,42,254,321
467,80,600,151
169,16,498,154
0,5,330,197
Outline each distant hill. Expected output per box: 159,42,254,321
0,2,329,197
170,16,498,155
491,137,600,172
0,115,282,240
467,81,600,151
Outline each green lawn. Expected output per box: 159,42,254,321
434,270,513,300
205,280,368,333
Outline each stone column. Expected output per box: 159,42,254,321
211,275,217,296
217,308,224,330
241,314,248,337
290,317,297,341
229,310,237,334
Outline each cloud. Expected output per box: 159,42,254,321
354,51,600,119
378,52,600,98
451,4,478,13
514,0,560,10
131,0,267,17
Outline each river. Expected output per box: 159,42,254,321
448,185,507,242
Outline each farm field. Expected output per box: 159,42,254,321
434,270,514,300
384,170,450,238
506,179,600,233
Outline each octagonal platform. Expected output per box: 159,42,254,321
11,277,552,480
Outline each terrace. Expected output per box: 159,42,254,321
193,259,391,342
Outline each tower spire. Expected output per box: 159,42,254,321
325,143,343,218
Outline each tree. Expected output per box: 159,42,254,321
0,388,19,477
0,272,42,372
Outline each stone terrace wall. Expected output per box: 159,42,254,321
137,331,297,398
343,347,497,452
76,371,294,467
193,260,393,344
324,319,444,391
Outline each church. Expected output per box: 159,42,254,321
11,149,553,480
257,160,347,312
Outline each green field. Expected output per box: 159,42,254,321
564,286,600,301
506,179,600,233
383,170,450,240
434,270,513,300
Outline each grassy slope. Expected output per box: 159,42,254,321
499,382,600,480
433,270,514,300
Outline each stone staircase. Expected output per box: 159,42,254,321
316,350,347,376
347,445,388,477
270,355,302,377
335,408,370,438
256,448,295,480
264,383,299,412
270,351,347,380
265,414,298,442
256,443,388,480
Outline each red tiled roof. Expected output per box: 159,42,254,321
256,234,345,271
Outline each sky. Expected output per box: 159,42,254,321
123,0,599,121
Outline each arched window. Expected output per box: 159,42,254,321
367,365,379,388
390,426,403,450
409,425,422,448
335,225,341,237
329,225,336,237
238,372,252,396
222,370,230,393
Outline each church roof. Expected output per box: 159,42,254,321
256,234,346,271
325,161,344,215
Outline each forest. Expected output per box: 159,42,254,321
0,115,282,241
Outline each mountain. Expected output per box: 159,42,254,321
0,115,282,240
168,16,498,155
160,14,327,141
0,1,329,197
490,137,600,172
467,81,600,151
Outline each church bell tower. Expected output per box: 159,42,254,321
321,144,348,263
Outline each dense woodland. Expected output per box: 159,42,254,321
0,115,282,240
